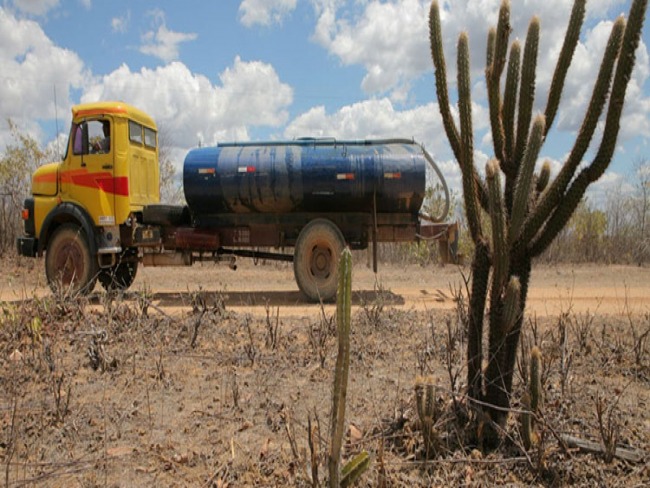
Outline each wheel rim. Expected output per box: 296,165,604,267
54,239,85,286
309,244,333,280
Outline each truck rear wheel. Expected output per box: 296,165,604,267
45,223,98,295
98,251,138,291
293,219,345,302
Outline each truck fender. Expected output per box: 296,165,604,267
38,202,98,256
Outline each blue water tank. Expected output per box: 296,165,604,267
183,139,426,217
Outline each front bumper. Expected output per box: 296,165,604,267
16,237,37,257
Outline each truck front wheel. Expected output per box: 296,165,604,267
293,219,345,302
45,223,98,295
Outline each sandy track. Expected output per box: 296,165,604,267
2,258,648,318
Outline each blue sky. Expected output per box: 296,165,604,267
1,0,649,204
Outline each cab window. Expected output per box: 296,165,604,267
129,121,143,145
72,120,111,155
144,127,157,149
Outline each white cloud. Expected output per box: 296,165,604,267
310,0,649,145
284,98,440,144
587,170,629,207
111,11,130,33
312,0,430,96
81,57,293,154
9,0,59,16
239,0,297,27
139,10,197,63
0,8,86,147
79,0,91,10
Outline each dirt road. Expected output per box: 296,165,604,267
2,257,648,317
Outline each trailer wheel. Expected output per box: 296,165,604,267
45,223,98,295
98,251,138,291
294,219,345,302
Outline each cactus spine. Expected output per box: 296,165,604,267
329,247,352,488
428,0,647,445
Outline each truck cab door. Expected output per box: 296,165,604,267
62,118,117,226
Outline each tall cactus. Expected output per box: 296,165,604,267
428,0,647,445
329,247,352,487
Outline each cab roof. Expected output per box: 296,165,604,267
71,101,157,130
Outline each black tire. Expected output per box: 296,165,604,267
45,223,98,295
293,219,345,302
142,204,190,226
98,252,138,291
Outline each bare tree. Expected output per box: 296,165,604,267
157,123,184,204
1,121,52,254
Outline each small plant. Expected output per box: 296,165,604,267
87,329,117,372
555,313,574,396
443,315,463,414
595,391,620,463
570,309,597,355
309,312,333,368
135,284,153,317
520,346,543,450
264,300,281,350
307,413,321,488
243,315,257,366
231,371,240,409
359,278,388,328
415,375,441,458
50,371,72,424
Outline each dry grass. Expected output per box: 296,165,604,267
0,275,648,487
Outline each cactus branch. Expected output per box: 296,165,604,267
486,27,496,72
429,1,461,163
531,0,645,257
486,160,508,291
458,32,483,243
513,17,540,167
535,161,551,196
430,1,489,212
502,40,521,170
544,0,586,133
486,1,511,165
467,239,490,400
510,114,545,244
502,276,521,333
521,16,625,251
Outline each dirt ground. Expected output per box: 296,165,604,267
1,256,649,487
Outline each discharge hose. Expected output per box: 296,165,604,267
419,145,450,223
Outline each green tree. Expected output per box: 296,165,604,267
569,199,607,262
631,159,650,263
428,0,647,445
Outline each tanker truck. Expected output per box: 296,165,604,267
16,101,457,302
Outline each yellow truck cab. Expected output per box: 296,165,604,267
17,101,160,292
